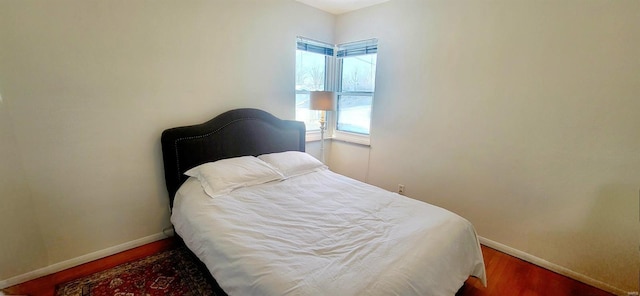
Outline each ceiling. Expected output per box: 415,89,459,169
295,0,390,15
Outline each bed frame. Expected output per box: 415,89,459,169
161,108,306,207
160,109,486,295
160,108,305,294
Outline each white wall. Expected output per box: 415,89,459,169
2,0,638,292
0,101,48,280
0,0,333,283
332,0,640,293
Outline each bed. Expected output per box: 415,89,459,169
161,108,486,295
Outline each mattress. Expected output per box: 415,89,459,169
171,169,486,295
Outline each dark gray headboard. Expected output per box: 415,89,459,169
161,108,306,207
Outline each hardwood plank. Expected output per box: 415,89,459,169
457,246,614,296
2,238,175,296
3,239,614,296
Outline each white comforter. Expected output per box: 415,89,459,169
171,170,486,296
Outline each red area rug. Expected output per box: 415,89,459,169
56,246,219,296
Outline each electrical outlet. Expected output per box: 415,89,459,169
627,292,638,296
398,184,405,195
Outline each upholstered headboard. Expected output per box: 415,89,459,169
161,108,306,207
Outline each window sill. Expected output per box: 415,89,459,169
305,130,370,147
305,130,322,142
333,131,370,146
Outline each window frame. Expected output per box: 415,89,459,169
334,39,378,145
336,55,377,133
295,37,335,138
295,37,377,145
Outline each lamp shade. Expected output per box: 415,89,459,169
309,91,336,111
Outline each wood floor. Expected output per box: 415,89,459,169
3,238,614,296
2,239,177,296
457,246,614,296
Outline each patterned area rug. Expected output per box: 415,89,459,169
56,246,220,296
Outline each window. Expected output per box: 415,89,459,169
295,37,378,141
337,39,377,135
295,37,333,131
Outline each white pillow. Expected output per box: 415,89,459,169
184,156,284,198
258,151,327,178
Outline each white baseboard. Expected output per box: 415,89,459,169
478,236,627,296
0,232,168,289
0,232,628,295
